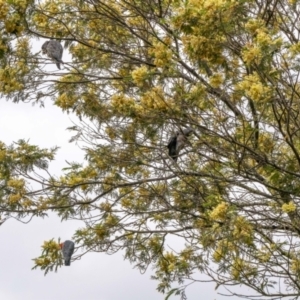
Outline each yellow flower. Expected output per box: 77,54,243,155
282,201,296,213
7,178,25,189
213,248,223,262
209,73,224,88
0,0,9,20
245,19,265,34
256,30,272,46
289,43,300,56
131,66,148,86
140,86,169,110
9,193,22,204
149,40,173,68
111,94,136,114
291,258,300,273
236,73,271,102
210,202,229,221
242,45,262,65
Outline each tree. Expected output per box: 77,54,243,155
2,0,300,298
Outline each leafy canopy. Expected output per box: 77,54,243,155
1,0,300,298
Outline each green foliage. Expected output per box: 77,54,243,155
2,0,300,298
32,238,63,275
0,140,57,218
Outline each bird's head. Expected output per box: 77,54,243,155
41,41,49,54
182,127,194,136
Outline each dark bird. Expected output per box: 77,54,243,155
60,240,75,266
167,127,194,161
41,40,63,69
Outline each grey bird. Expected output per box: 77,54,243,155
167,127,194,161
41,40,63,69
60,240,75,266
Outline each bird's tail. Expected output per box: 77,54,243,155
55,59,64,70
65,258,71,266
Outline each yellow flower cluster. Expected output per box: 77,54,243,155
14,0,27,10
0,67,24,93
209,201,229,221
94,224,108,239
0,39,7,55
244,19,266,35
55,93,78,110
105,214,119,227
289,42,300,57
32,13,48,27
42,239,61,251
99,202,112,212
105,127,117,140
141,86,171,111
291,258,300,274
282,201,297,213
257,247,271,263
147,236,162,252
22,198,34,208
34,257,51,266
111,94,136,114
149,40,173,68
189,0,235,10
0,0,9,19
0,149,6,162
126,16,144,27
7,178,25,189
242,44,262,65
131,66,148,87
121,197,133,209
184,35,204,54
213,243,225,262
183,34,224,64
8,193,21,204
70,43,89,59
7,178,27,205
259,133,274,154
209,73,224,88
5,12,24,34
231,258,244,280
158,251,176,272
231,258,257,280
213,239,235,262
15,40,31,73
236,73,271,102
46,2,59,14
256,30,272,46
257,31,282,49
66,175,83,185
232,216,253,245
16,38,29,52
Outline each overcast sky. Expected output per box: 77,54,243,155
0,41,244,300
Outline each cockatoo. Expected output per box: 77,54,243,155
60,240,75,266
41,40,64,69
167,127,194,161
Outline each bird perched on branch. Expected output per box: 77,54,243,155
41,40,63,69
60,240,75,266
167,127,194,161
